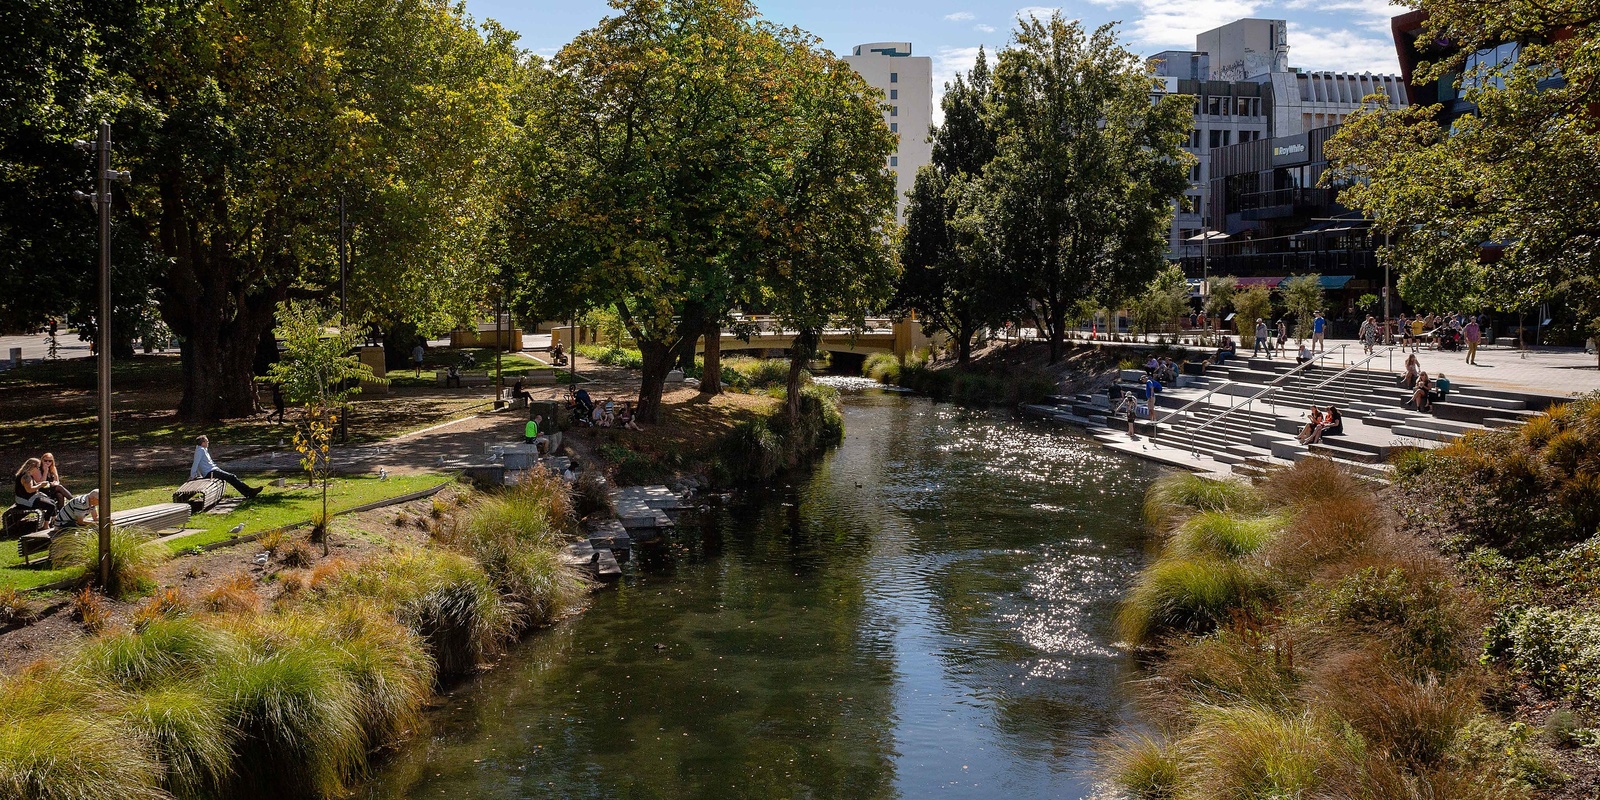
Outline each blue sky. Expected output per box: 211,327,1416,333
462,1,1406,105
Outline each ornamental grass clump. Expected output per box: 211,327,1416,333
1179,705,1364,800
1117,557,1272,644
0,703,168,800
1166,511,1283,560
1142,473,1261,531
50,526,169,599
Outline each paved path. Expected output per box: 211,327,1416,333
1238,338,1599,398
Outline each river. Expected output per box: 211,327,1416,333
366,385,1162,799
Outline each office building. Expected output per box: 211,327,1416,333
844,42,933,218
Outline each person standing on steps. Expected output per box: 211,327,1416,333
1463,318,1481,365
190,435,263,499
1312,310,1325,353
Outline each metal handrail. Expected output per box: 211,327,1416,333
1304,346,1398,407
1177,349,1348,458
1164,344,1345,428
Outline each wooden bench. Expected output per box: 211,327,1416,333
524,371,558,386
18,502,194,564
172,478,225,513
3,505,46,540
436,369,491,387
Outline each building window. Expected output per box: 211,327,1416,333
891,89,898,100
1209,129,1222,149
890,72,898,83
891,106,898,117
1190,130,1201,148
1190,164,1201,182
890,156,899,167
890,122,898,133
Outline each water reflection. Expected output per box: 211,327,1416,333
367,389,1159,800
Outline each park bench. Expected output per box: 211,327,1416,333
17,502,193,564
2,505,45,539
172,478,225,513
437,369,491,387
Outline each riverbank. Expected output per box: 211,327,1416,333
0,471,590,799
1108,394,1600,799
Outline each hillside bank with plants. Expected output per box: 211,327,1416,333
1108,394,1600,799
0,473,588,800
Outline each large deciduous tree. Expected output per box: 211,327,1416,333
502,0,772,423
97,0,517,421
978,16,1193,362
751,29,898,422
1324,0,1600,356
895,49,1017,365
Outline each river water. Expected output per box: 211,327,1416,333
367,386,1161,799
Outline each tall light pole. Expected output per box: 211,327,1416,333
337,194,348,319
73,123,129,588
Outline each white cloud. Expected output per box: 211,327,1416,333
944,11,975,21
931,45,984,125
975,23,997,32
1286,23,1401,74
1016,6,1063,21
1126,0,1264,49
1282,0,1403,31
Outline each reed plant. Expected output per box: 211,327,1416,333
1167,512,1283,560
1179,705,1363,800
1118,557,1272,644
1104,734,1181,799
0,705,168,800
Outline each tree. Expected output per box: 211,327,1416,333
1233,285,1274,335
977,16,1193,362
749,29,899,422
1323,0,1600,362
894,49,1017,364
68,0,520,421
501,0,775,423
1279,275,1325,343
267,300,379,552
1131,264,1190,338
1204,276,1237,337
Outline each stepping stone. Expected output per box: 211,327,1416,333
594,548,622,581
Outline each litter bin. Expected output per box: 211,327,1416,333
8,348,20,367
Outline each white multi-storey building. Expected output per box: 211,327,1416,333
843,42,933,218
1150,20,1408,260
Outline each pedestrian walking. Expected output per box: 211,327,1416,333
1253,318,1270,357
1312,311,1325,352
1464,318,1481,365
1360,315,1377,354
413,342,425,376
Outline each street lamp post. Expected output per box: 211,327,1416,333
73,123,129,588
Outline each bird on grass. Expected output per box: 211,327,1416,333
229,523,245,535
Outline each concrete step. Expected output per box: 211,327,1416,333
1391,424,1461,444
1444,394,1528,411
1309,440,1386,464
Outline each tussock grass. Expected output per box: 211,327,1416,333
1142,473,1261,531
1180,705,1362,800
1167,512,1283,560
1155,630,1298,711
50,527,170,598
1255,455,1369,513
1118,558,1271,644
0,707,169,800
201,573,260,614
119,685,234,795
1104,734,1181,799
1308,652,1480,767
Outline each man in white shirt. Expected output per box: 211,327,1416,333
191,435,263,499
55,489,98,528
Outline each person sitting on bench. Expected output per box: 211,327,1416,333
1431,373,1451,401
190,435,263,498
13,457,60,521
55,489,98,528
32,453,71,504
512,377,532,404
525,414,551,455
1212,336,1236,365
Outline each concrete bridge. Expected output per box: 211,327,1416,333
550,315,931,363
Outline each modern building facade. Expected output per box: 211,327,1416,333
843,43,933,218
1150,20,1409,262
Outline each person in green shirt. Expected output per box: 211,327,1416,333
525,414,549,454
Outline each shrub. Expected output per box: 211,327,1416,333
863,352,901,384
1450,716,1563,792
279,540,316,569
1179,705,1363,800
0,708,168,800
1310,655,1480,767
1142,473,1261,530
1167,512,1283,560
572,471,613,518
51,527,170,599
131,588,189,630
1499,606,1600,707
315,548,513,676
0,588,37,627
202,573,260,615
1106,734,1181,799
71,587,111,634
1118,557,1272,644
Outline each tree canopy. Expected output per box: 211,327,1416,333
1324,0,1600,342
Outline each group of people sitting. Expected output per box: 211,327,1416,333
1399,354,1451,412
11,453,99,529
567,387,640,431
1297,405,1344,445
1143,355,1179,386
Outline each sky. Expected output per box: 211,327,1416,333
461,0,1407,113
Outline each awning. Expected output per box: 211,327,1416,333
1317,275,1355,289
1233,276,1285,288
1184,230,1231,242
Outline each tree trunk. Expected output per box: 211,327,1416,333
634,339,675,424
701,323,723,395
786,329,818,424
1047,303,1066,363
955,321,974,365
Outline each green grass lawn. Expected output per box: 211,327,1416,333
0,472,449,591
